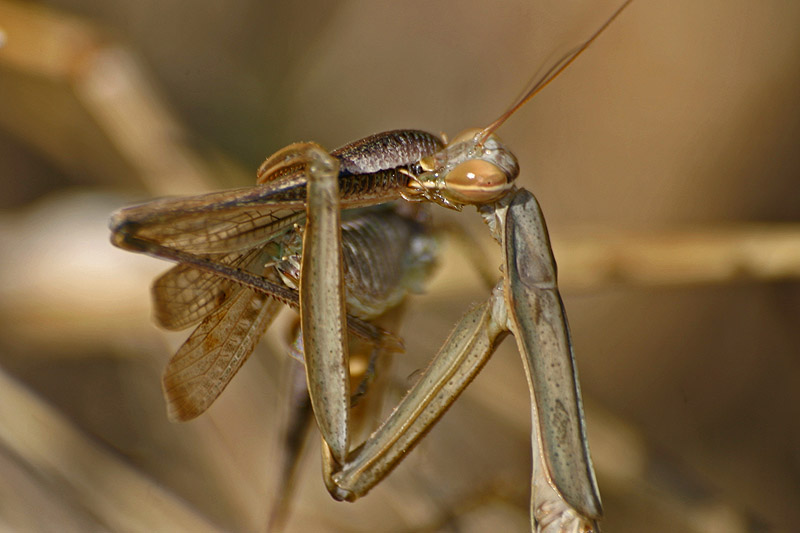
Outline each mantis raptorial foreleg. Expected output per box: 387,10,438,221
299,187,600,532
287,143,351,469
501,189,601,531
330,282,509,500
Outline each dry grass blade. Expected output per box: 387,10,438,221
555,224,800,289
0,367,219,532
0,0,221,195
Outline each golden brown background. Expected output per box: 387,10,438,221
1,0,798,531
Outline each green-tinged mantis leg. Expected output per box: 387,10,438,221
502,189,601,531
326,188,601,532
297,143,351,469
329,282,509,501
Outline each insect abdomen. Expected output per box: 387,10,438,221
332,130,444,175
339,205,437,320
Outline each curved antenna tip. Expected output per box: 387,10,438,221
478,0,634,143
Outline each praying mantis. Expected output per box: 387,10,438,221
109,2,633,531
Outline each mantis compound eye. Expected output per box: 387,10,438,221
443,158,511,204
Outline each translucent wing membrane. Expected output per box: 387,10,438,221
162,285,282,421
112,194,305,254
152,247,267,330
109,148,426,257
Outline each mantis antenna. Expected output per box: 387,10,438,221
478,0,634,144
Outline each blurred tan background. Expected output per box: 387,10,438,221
1,0,799,531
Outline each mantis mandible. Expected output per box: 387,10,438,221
109,2,633,530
